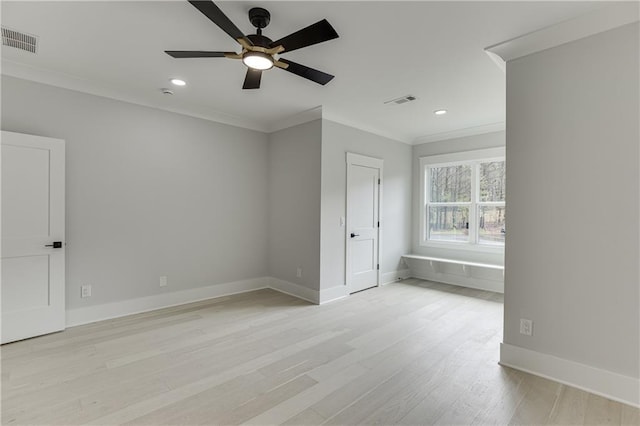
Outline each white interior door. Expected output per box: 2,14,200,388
346,153,382,294
1,131,66,344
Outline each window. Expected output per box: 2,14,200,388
420,148,505,250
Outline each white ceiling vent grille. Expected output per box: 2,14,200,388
384,95,417,105
2,27,38,53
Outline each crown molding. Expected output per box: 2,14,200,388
1,61,410,142
485,2,639,64
1,59,270,133
267,106,323,133
413,122,505,145
322,110,412,145
1,63,411,143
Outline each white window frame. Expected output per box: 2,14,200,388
419,147,505,253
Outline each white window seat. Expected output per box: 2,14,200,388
402,254,503,271
401,254,504,293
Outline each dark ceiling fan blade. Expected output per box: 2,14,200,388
269,19,338,53
276,59,334,85
242,68,262,89
165,51,236,58
188,1,252,46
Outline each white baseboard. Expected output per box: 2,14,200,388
381,269,411,285
65,273,417,330
410,269,503,293
500,342,639,408
66,277,270,327
268,278,319,304
319,284,349,304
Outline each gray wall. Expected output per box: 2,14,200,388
504,23,639,377
320,120,412,291
412,131,506,266
1,76,270,310
268,120,322,290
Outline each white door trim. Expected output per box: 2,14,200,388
345,152,383,293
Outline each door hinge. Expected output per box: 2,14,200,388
378,178,381,184
377,264,380,270
377,221,380,228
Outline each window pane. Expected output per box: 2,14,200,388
480,161,506,202
429,165,471,202
478,206,506,245
428,206,469,242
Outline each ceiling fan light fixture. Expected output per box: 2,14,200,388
242,51,274,70
166,1,339,89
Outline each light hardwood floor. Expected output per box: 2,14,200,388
1,279,638,425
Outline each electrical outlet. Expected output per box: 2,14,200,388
520,318,533,336
81,285,92,298
159,276,168,287
296,267,302,278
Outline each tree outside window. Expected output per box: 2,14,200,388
423,154,505,248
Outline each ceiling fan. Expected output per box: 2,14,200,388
165,1,339,89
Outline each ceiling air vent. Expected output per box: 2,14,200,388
2,27,38,53
384,95,417,106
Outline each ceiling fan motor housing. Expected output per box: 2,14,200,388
249,7,270,29
247,33,272,47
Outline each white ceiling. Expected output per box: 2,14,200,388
1,1,609,143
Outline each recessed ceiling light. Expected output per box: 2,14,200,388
170,78,186,86
434,109,448,115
